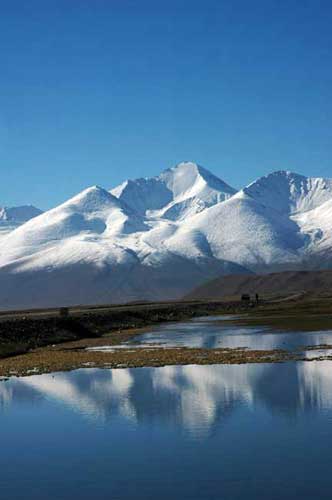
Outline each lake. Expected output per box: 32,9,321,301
2,359,332,499
89,315,332,357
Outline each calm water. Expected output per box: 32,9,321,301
2,361,332,499
94,315,332,353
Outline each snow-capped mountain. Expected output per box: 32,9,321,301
111,162,236,220
1,163,332,310
164,190,303,271
0,205,42,224
0,205,43,243
294,198,332,266
0,179,245,309
244,171,332,215
0,186,148,266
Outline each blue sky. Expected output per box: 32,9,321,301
0,0,332,209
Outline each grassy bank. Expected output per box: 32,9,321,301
2,295,332,377
0,299,253,360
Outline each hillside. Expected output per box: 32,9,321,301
185,270,332,300
0,205,43,244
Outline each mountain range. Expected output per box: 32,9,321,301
1,161,332,310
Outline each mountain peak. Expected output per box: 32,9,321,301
111,161,236,219
4,165,332,309
164,161,201,174
246,170,303,187
0,205,42,224
244,171,332,215
62,185,122,213
161,161,234,190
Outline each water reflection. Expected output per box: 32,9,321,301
2,361,332,435
131,318,332,351
3,363,332,499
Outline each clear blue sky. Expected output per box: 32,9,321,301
0,0,332,209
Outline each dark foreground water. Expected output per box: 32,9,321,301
2,361,332,499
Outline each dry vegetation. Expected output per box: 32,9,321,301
1,294,332,377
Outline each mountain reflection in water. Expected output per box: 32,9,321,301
2,363,332,499
129,317,332,351
2,362,332,434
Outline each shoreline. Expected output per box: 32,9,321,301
2,295,332,378
0,299,256,360
2,335,332,378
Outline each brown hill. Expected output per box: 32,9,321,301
185,270,332,301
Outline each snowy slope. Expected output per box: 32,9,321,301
242,170,332,267
0,205,43,243
0,186,147,267
244,171,332,215
164,191,303,271
0,187,150,309
111,162,236,220
0,181,246,309
1,164,332,309
293,198,332,266
111,177,172,215
0,205,42,223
